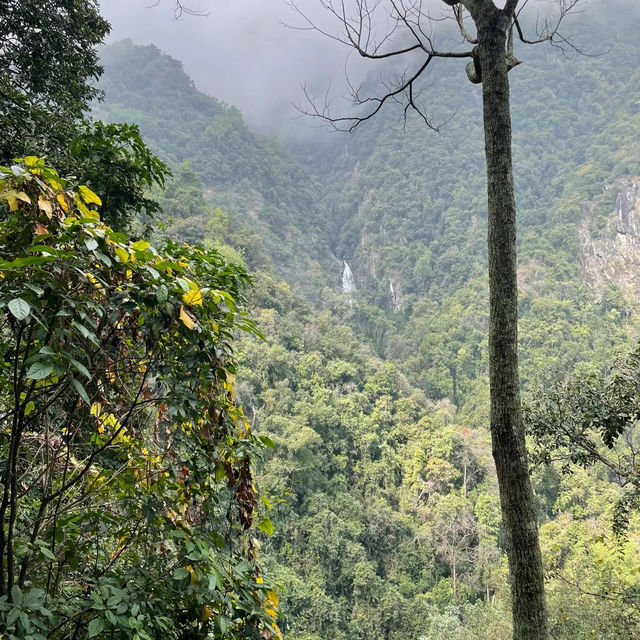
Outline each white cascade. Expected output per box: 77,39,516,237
342,261,356,294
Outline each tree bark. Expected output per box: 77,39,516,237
477,8,549,640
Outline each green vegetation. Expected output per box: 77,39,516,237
0,158,278,639
0,0,109,165
96,41,335,296
2,2,640,639
88,15,640,638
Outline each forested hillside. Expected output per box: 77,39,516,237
92,8,640,638
96,40,336,296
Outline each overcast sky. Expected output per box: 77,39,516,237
98,0,615,136
99,0,366,136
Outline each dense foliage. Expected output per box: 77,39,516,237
0,2,170,231
90,13,640,638
1,2,640,639
0,0,109,164
95,40,335,295
0,159,278,640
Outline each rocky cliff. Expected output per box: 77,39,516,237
581,177,640,302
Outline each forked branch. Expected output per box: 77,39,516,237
150,0,210,19
289,0,474,130
289,0,583,131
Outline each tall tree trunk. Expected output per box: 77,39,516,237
477,8,549,640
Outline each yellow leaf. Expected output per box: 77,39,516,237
79,185,102,206
48,177,63,191
180,305,196,330
182,288,203,307
90,402,102,417
6,194,18,211
266,590,279,608
38,196,53,218
24,156,39,167
74,196,91,217
16,191,31,204
256,577,264,584
202,606,212,623
56,193,69,213
114,246,129,263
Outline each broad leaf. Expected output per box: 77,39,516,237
8,297,30,320
79,185,103,206
26,361,54,380
88,618,105,638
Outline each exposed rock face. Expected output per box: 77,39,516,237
580,177,640,302
615,181,639,236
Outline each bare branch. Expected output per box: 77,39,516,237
299,54,434,131
454,4,478,44
290,1,474,131
514,0,583,47
285,0,472,59
148,0,210,19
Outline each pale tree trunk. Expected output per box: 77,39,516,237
476,7,549,640
452,556,457,599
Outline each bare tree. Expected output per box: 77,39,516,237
152,0,211,19
288,1,583,639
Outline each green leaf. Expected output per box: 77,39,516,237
26,361,53,380
85,237,99,251
11,585,23,606
19,610,29,630
38,546,56,560
156,285,168,303
0,255,56,270
258,517,274,536
88,617,105,638
173,568,190,580
132,240,150,252
25,283,44,296
259,435,277,449
73,321,99,346
70,358,91,380
8,298,30,321
176,278,190,292
71,377,91,405
7,607,20,626
218,615,231,635
95,251,112,267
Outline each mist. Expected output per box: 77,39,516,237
97,0,474,138
98,0,366,138
98,0,621,138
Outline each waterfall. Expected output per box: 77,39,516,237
342,261,356,294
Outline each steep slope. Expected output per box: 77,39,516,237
315,9,640,314
302,8,640,406
92,13,640,639
95,40,337,296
